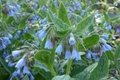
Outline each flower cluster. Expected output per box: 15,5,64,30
0,37,11,50
55,33,81,60
3,49,34,80
6,2,21,16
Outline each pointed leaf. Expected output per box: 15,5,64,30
89,53,109,80
58,3,70,25
75,13,94,35
74,63,97,80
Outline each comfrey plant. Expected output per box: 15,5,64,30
0,0,120,80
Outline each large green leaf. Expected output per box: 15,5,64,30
34,50,54,67
58,2,70,25
34,50,56,76
78,34,99,49
75,13,94,35
73,63,97,80
89,53,109,80
83,34,99,48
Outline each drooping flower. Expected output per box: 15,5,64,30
101,43,112,52
65,50,71,60
76,52,81,60
15,58,26,69
99,38,107,44
12,50,23,58
106,24,112,31
55,44,63,55
8,3,21,16
8,62,15,67
69,33,76,45
101,33,109,40
91,52,98,60
86,51,92,59
0,41,6,50
45,39,53,49
36,27,47,41
71,48,81,60
23,66,30,74
71,48,77,59
2,37,11,46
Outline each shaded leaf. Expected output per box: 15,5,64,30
74,63,97,80
89,53,109,80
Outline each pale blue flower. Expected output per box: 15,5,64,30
8,3,21,16
45,39,53,49
36,28,47,41
8,62,15,67
42,5,47,11
65,50,71,59
101,33,109,40
15,58,26,69
69,33,76,45
106,24,112,31
23,66,30,74
101,43,112,52
76,52,81,60
100,38,107,44
91,52,97,60
86,51,92,59
55,44,63,55
12,50,22,58
2,37,11,46
71,48,81,60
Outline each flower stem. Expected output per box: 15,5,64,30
66,59,72,75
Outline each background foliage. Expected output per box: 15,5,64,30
0,0,120,80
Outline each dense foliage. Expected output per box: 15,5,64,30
0,0,120,80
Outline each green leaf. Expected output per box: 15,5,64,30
34,50,53,67
34,59,50,72
83,34,99,48
89,53,109,80
58,2,70,25
18,15,30,30
34,50,56,76
73,63,97,80
105,51,115,60
115,44,120,59
49,11,70,32
75,13,94,35
77,34,99,50
52,75,73,80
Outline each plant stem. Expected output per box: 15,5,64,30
66,59,72,75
